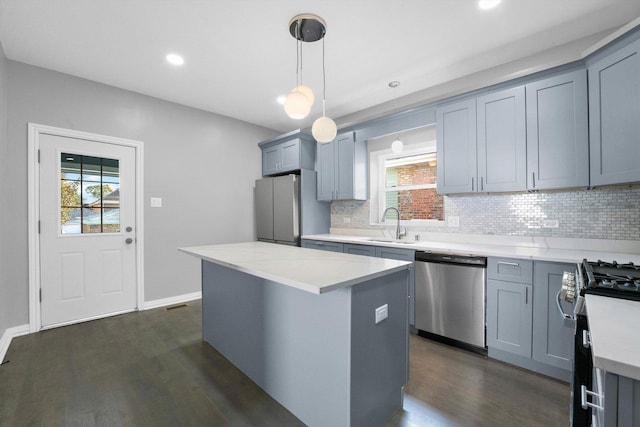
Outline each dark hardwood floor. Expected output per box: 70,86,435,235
0,301,570,426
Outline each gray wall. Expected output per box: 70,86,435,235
4,61,278,329
0,42,9,338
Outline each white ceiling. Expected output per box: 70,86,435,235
1,0,640,133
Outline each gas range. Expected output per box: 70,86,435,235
581,259,640,301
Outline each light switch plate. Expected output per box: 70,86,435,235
375,304,388,324
150,197,162,208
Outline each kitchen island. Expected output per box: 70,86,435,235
179,242,411,427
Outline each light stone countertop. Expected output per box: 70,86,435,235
179,241,411,295
302,234,640,265
586,295,640,381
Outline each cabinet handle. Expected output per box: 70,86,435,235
497,261,520,267
580,385,603,411
471,177,474,191
582,330,591,349
525,287,528,304
480,177,484,191
532,172,536,188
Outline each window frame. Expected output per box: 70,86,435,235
369,140,445,227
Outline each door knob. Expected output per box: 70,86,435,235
125,238,133,244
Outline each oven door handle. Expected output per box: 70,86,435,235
556,289,575,321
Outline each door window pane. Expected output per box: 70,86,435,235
60,152,120,234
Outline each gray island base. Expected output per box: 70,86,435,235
180,242,410,427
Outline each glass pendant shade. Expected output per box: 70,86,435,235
312,115,337,143
391,138,404,154
295,85,314,106
284,88,312,119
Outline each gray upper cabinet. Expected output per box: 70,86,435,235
477,86,527,192
436,98,477,194
588,37,640,186
260,130,315,176
526,70,589,190
532,261,574,371
316,132,368,201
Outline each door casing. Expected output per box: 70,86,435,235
28,123,145,332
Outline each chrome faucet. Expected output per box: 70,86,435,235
381,207,407,240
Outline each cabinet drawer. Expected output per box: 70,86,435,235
375,246,415,262
344,243,376,257
301,240,344,253
487,257,533,284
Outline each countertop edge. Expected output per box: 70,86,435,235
179,245,411,295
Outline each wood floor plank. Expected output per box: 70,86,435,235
0,300,569,426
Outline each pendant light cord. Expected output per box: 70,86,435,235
322,37,326,116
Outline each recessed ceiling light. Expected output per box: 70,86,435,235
166,53,184,66
277,95,287,105
478,0,501,10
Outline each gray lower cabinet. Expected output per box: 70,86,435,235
526,69,589,190
317,132,368,201
343,243,376,257
595,370,640,427
486,279,533,358
532,261,574,371
588,37,640,187
301,240,343,252
487,257,572,381
301,239,416,326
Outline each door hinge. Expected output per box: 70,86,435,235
39,288,42,302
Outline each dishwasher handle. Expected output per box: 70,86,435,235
415,251,487,267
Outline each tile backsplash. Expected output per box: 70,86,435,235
331,186,640,241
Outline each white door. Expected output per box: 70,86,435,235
39,133,138,328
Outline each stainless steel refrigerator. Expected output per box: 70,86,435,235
255,170,330,246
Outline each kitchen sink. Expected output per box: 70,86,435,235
366,238,415,245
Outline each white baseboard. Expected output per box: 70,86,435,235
0,324,30,365
142,291,202,311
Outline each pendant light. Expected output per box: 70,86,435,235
312,36,337,143
389,81,403,154
284,31,314,119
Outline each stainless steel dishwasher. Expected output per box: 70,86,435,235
414,251,487,353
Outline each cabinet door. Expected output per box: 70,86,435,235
375,247,415,326
532,262,574,371
436,99,477,194
344,243,376,257
589,38,640,186
487,279,532,357
316,141,335,201
280,138,301,172
477,86,527,192
334,133,355,200
263,145,281,176
526,70,589,190
300,239,343,252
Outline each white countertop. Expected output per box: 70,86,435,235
179,241,411,295
586,295,640,381
302,234,640,265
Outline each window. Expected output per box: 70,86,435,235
370,142,444,224
383,152,443,221
60,153,120,234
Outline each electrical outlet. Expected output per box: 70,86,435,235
375,304,388,324
343,217,351,223
542,219,559,228
150,197,162,208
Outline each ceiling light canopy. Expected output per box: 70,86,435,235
166,53,184,66
478,0,501,10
